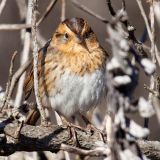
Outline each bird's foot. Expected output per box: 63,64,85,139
86,124,106,143
67,123,81,147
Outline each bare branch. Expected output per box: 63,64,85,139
0,122,159,160
15,0,33,108
106,0,116,16
0,51,17,111
36,0,58,26
0,0,7,16
61,0,66,22
71,0,108,23
136,0,160,66
0,24,31,30
136,0,152,40
16,0,27,21
32,0,48,125
152,96,160,125
1,60,32,113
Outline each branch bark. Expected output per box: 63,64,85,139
0,122,159,160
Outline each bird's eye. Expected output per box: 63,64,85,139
84,29,92,38
64,33,69,39
85,32,90,38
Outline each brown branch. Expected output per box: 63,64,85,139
71,0,108,23
36,0,58,26
0,122,159,160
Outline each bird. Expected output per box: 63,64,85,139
24,17,108,134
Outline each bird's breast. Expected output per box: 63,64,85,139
45,67,106,118
60,48,107,76
39,47,107,117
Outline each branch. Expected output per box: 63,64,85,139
16,0,27,21
136,0,160,66
36,0,58,26
138,140,160,160
0,24,31,30
2,59,32,112
15,0,33,108
1,52,17,111
71,0,108,23
61,0,66,22
32,0,48,124
0,0,7,15
0,122,160,160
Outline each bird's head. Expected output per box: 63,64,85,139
51,17,100,54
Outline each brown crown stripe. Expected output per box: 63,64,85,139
63,17,85,35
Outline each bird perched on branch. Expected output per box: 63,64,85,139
24,17,108,133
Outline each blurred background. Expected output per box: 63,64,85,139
0,0,159,159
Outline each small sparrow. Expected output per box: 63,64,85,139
24,17,108,127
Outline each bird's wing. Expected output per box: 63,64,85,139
24,39,52,100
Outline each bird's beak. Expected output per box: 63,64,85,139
76,35,90,53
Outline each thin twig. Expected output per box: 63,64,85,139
32,0,48,125
2,60,32,112
0,0,7,16
106,0,148,60
149,0,156,100
144,0,156,130
136,0,152,40
152,96,160,125
0,52,17,111
36,0,58,26
16,0,27,21
71,0,108,23
121,0,126,11
14,0,33,108
136,0,160,66
149,0,156,64
61,0,66,22
0,24,31,30
106,0,116,16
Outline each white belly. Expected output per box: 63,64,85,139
45,68,106,118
